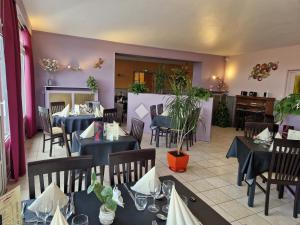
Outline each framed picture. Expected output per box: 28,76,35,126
284,69,300,96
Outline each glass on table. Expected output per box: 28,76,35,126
162,180,175,213
72,214,89,225
35,201,53,224
148,180,161,213
134,193,148,211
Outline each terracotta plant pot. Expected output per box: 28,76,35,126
167,150,189,172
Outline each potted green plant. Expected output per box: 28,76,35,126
275,93,300,122
166,68,210,172
88,173,124,224
86,75,98,93
154,65,167,94
129,82,148,94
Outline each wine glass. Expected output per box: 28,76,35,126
134,193,148,211
35,201,53,224
148,180,161,213
162,180,175,213
72,214,89,225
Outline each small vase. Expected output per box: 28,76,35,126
99,205,115,225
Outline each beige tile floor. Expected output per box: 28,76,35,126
7,126,300,225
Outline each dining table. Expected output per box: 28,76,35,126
52,114,102,134
226,136,300,211
22,175,231,225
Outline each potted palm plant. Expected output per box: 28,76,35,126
166,68,210,172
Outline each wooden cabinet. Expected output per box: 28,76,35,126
235,95,275,130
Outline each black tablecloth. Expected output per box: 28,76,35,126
72,132,139,165
52,115,102,134
23,176,230,225
151,115,172,128
226,136,272,181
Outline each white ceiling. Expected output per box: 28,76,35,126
23,0,300,56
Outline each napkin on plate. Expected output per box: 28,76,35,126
287,129,300,140
74,104,80,115
52,104,70,117
255,128,271,141
100,104,104,116
166,187,201,225
50,206,68,225
131,167,159,195
269,132,282,151
80,122,95,139
28,183,68,215
94,107,101,118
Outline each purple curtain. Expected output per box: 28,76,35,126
21,28,37,138
1,0,26,180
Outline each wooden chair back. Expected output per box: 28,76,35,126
150,105,157,120
50,101,65,114
38,106,52,135
28,156,93,199
268,139,300,184
61,122,71,157
130,118,145,148
244,122,274,138
116,103,124,123
157,104,163,115
103,108,118,123
109,148,156,186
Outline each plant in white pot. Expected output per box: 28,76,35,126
87,172,124,224
166,68,211,172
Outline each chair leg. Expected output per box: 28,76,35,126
293,184,300,218
265,182,271,216
100,165,105,185
150,129,153,145
166,131,169,148
49,138,53,157
42,134,45,152
278,185,284,199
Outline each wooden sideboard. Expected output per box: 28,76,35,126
235,95,275,130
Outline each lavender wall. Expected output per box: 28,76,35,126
32,31,225,109
225,44,300,99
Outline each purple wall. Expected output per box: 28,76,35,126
32,31,225,109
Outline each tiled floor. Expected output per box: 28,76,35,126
7,126,300,225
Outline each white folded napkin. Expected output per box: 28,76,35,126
94,107,101,118
60,104,70,117
131,167,159,195
28,183,68,215
74,104,80,115
255,128,271,141
106,123,114,141
80,122,95,139
113,121,119,140
287,129,300,140
269,132,282,151
50,206,68,225
166,187,201,225
100,104,104,116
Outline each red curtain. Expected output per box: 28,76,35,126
1,0,26,180
21,28,37,138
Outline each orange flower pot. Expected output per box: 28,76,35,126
167,150,189,172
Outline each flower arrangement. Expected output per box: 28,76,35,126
87,173,124,212
86,76,98,93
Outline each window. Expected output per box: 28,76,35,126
20,46,26,116
0,36,10,138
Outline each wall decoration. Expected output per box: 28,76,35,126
39,58,60,72
94,58,104,69
284,69,300,96
249,62,279,81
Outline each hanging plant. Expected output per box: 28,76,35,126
249,62,279,81
274,93,300,122
86,76,98,93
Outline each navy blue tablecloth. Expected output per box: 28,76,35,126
23,175,230,225
71,132,139,166
52,115,102,134
151,115,172,128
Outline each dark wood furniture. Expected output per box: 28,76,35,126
261,139,300,217
109,148,155,186
244,122,275,138
129,118,144,149
235,95,275,130
38,106,63,157
103,108,118,123
149,105,157,145
27,156,93,199
50,101,65,114
61,122,71,157
157,103,163,115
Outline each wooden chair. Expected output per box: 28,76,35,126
116,103,125,124
261,139,300,217
103,108,118,123
108,148,156,186
157,103,163,115
28,156,93,199
129,118,145,149
50,101,65,115
61,122,71,157
244,122,275,138
150,105,157,145
38,106,64,157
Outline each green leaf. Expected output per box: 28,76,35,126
105,198,118,212
87,184,95,194
94,183,105,202
101,186,113,198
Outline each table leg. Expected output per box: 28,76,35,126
237,163,243,186
156,128,160,147
248,178,256,207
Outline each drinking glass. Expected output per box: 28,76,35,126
35,201,53,224
72,214,89,225
134,193,148,211
148,180,161,213
162,180,175,213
